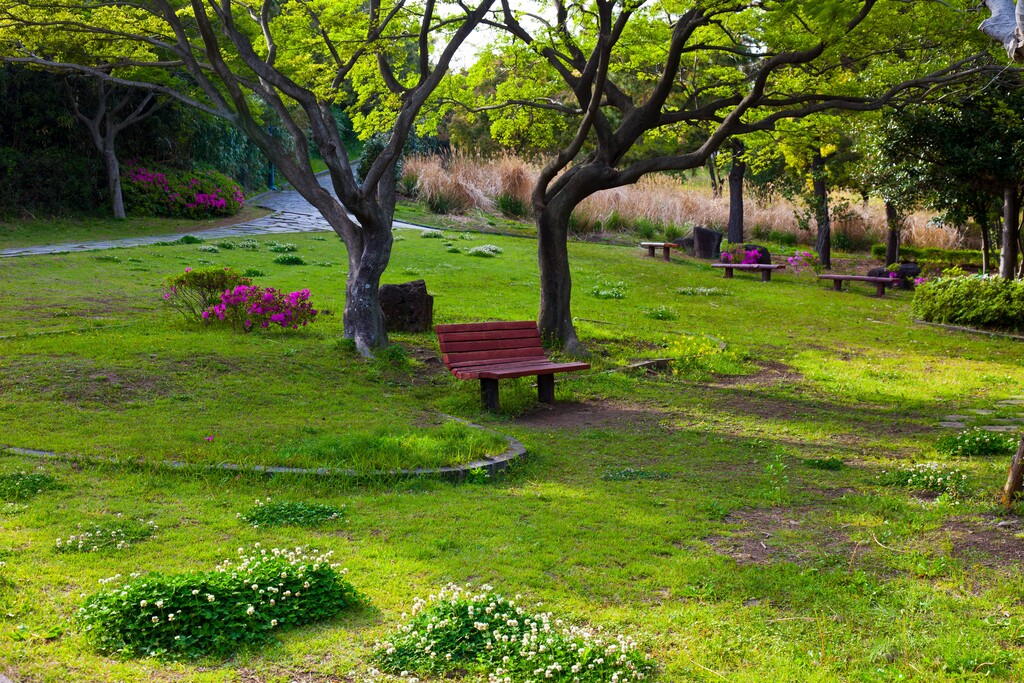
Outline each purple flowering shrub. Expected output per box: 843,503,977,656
786,250,822,275
203,285,319,332
720,244,762,265
123,162,245,219
163,267,252,321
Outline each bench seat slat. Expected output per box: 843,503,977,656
444,347,548,364
454,361,591,380
436,321,538,334
437,328,540,344
441,338,547,353
447,355,550,370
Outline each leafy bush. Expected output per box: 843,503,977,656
266,242,297,253
496,193,530,218
720,244,761,264
197,245,219,253
786,250,821,275
374,584,654,683
420,231,445,239
56,519,157,553
242,268,266,277
77,545,359,659
426,190,469,215
237,238,261,251
871,244,985,267
590,281,626,300
202,285,318,332
878,463,969,502
643,305,678,320
162,267,252,321
239,499,344,528
935,429,1018,457
466,244,503,258
667,334,745,379
912,275,1024,332
0,471,59,501
123,163,244,219
634,218,660,240
663,224,683,241
752,226,798,246
273,254,306,265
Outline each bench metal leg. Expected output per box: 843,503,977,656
480,378,499,412
661,246,671,262
537,374,555,404
761,269,771,282
646,245,657,258
875,283,886,297
832,280,843,292
722,267,733,278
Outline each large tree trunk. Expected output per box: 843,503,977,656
727,140,746,244
884,201,900,266
343,229,392,355
980,215,992,274
1002,435,1024,508
1000,184,1019,278
536,199,583,355
812,152,831,269
707,156,722,198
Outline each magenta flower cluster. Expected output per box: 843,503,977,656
188,192,228,212
123,162,245,219
202,285,318,332
721,247,761,265
786,250,821,275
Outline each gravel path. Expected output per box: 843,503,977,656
1,184,437,258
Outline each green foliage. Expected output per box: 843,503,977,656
272,254,306,265
590,281,626,299
56,518,157,552
266,242,297,253
426,190,468,215
196,245,219,253
496,193,530,218
935,429,1019,458
870,244,986,267
803,458,844,471
878,463,969,502
420,230,444,239
122,164,244,219
0,471,59,501
239,499,344,528
666,335,745,379
162,267,252,321
643,305,678,321
375,584,654,682
77,546,359,659
912,275,1024,332
241,268,266,277
237,238,260,251
752,226,798,246
466,244,503,258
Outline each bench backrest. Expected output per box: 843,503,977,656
436,321,547,370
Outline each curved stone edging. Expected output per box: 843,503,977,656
0,417,525,482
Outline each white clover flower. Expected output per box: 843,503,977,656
140,600,147,607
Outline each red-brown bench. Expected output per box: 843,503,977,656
436,321,590,411
818,274,899,297
640,242,681,261
710,263,786,281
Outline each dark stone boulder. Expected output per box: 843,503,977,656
673,236,695,256
379,280,434,332
693,226,724,259
742,244,772,265
868,262,921,289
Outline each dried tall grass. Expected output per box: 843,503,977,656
402,152,962,248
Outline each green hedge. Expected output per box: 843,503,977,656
872,244,985,267
912,276,1024,331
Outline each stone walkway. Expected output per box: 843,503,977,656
0,183,437,258
939,397,1024,431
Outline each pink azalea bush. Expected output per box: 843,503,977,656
720,245,762,265
123,162,244,219
202,285,318,332
786,250,822,275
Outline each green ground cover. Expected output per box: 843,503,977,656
0,227,1023,681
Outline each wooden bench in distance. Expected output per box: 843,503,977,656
436,321,590,412
710,263,786,281
818,274,899,297
640,242,680,261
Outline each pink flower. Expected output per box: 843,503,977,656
185,267,192,273
205,435,214,442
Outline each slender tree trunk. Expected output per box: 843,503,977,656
706,156,722,198
727,140,746,244
1002,436,1024,509
102,139,125,220
979,216,991,275
1000,184,1019,279
536,199,583,355
341,225,392,355
812,152,831,269
884,201,900,266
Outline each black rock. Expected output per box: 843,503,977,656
379,280,434,332
693,226,724,259
673,236,695,256
742,244,772,265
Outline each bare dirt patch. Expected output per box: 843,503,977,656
704,359,804,388
704,505,852,566
942,518,1024,569
514,399,666,431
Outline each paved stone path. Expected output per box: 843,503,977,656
939,397,1024,431
0,183,437,258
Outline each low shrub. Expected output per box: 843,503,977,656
215,241,236,250
241,268,266,277
123,163,244,219
426,190,469,215
374,584,654,683
935,429,1018,457
643,305,678,321
786,250,821,275
466,244,503,258
663,224,683,242
162,267,252,322
197,245,219,253
590,281,626,300
0,471,59,502
420,231,445,239
266,242,297,253
239,499,344,528
634,217,661,240
153,235,204,246
912,275,1024,332
752,226,798,246
719,244,761,265
496,193,530,218
56,519,157,553
237,238,261,251
871,244,985,267
667,334,745,379
878,463,969,502
202,285,318,332
77,545,359,659
272,254,306,265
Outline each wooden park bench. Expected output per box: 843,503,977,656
818,274,899,297
436,321,590,411
640,242,681,261
710,263,786,281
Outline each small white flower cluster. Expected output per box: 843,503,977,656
376,583,652,682
879,462,969,502
466,244,504,258
55,519,157,553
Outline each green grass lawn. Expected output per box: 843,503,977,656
1,228,1023,681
